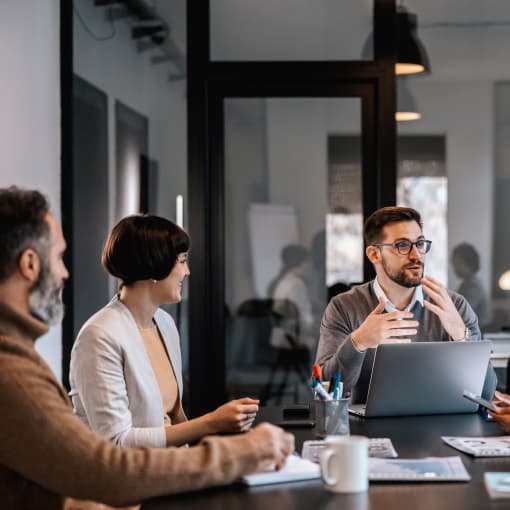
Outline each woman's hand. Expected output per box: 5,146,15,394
205,398,260,434
489,391,510,433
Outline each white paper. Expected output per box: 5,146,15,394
302,438,398,464
484,472,510,499
442,436,510,457
368,456,470,482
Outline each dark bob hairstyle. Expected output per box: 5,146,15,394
102,214,190,286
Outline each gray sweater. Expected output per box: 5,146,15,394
315,281,495,403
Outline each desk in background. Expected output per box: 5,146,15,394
142,407,509,510
485,332,510,368
485,332,510,391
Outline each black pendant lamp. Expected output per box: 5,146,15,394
396,77,421,122
396,6,430,75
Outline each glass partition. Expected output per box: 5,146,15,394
224,97,362,404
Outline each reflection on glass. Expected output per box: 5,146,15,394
397,136,447,285
397,176,447,284
326,213,363,286
452,242,490,329
225,98,362,404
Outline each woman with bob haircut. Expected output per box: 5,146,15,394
69,214,259,447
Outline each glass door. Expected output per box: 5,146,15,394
224,97,363,404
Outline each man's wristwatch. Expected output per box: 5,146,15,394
455,327,470,341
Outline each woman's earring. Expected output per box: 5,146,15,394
152,279,157,284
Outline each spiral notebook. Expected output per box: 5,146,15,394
241,455,320,486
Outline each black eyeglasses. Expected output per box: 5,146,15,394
372,239,432,255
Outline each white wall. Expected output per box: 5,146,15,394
0,1,62,379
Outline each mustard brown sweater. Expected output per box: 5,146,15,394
0,302,265,509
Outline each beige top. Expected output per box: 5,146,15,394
139,324,179,425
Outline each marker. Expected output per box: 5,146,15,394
311,379,333,401
332,371,343,400
311,365,322,398
328,374,337,396
312,364,321,381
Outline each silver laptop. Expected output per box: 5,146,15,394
349,341,492,418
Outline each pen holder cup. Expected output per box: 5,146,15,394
313,398,350,439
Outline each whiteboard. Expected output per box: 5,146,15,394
248,203,298,297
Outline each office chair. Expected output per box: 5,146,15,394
236,298,311,404
235,298,276,367
263,298,311,404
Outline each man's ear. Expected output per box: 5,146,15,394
366,245,380,265
18,249,40,283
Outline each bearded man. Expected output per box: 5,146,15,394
315,206,496,403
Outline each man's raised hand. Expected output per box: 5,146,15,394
351,297,418,351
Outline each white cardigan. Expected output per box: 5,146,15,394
69,296,184,448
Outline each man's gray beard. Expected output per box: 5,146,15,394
381,258,424,288
28,263,64,326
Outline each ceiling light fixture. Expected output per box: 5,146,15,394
396,77,421,122
499,270,510,291
396,6,430,75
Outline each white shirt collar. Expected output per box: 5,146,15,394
373,277,423,312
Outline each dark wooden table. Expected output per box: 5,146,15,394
142,407,510,509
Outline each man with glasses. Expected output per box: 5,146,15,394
315,206,496,403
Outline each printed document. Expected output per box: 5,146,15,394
368,456,470,481
442,436,510,457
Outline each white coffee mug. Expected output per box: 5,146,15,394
320,435,369,493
